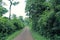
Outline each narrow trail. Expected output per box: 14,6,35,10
14,27,33,40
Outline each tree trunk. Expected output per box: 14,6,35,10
9,4,11,19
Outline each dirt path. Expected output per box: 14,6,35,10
14,27,33,40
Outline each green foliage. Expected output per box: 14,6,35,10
0,16,24,40
0,17,15,40
0,0,2,2
12,14,24,30
24,17,32,27
0,0,2,5
11,18,24,30
55,5,60,12
0,0,24,40
6,30,22,40
8,0,19,6
12,2,19,6
8,0,19,19
26,0,60,40
19,16,24,22
38,9,55,37
31,31,50,40
0,0,8,17
0,6,8,16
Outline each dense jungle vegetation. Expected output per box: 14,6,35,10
0,0,60,40
0,0,24,40
25,0,60,40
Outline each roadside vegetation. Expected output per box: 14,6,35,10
6,29,22,40
25,0,60,40
31,31,50,40
0,0,60,40
0,0,24,40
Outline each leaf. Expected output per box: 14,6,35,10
13,2,19,6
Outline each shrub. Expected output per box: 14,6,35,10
11,18,24,30
0,17,16,40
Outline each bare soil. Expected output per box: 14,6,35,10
14,27,33,40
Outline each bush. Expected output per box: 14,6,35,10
0,17,24,40
0,17,16,40
11,18,24,30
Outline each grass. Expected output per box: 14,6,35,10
31,31,50,40
6,30,22,40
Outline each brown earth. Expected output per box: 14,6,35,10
14,27,34,40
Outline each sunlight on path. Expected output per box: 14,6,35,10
14,27,33,40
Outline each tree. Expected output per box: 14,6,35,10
0,6,8,16
25,0,46,31
19,16,24,22
0,0,2,6
12,14,17,19
0,0,8,16
8,0,19,19
26,0,60,40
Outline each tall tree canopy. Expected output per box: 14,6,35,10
26,0,60,40
0,0,8,16
8,0,19,19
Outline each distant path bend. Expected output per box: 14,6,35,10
14,27,33,40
